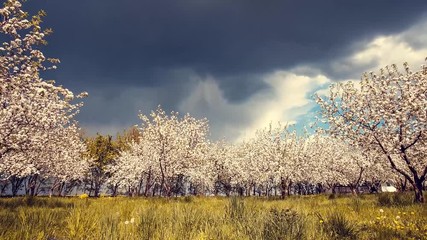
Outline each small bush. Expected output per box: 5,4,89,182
321,212,358,240
263,208,306,240
377,193,393,206
183,195,194,203
377,193,413,207
392,193,413,206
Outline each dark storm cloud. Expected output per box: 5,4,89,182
73,69,198,124
32,0,427,84
23,0,427,136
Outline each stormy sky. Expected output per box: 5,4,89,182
26,0,427,141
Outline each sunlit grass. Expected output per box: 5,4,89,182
0,193,426,239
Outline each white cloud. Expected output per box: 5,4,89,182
331,17,427,78
241,72,329,140
179,72,331,142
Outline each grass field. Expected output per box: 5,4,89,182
0,193,426,240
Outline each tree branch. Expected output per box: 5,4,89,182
373,134,414,184
402,131,422,151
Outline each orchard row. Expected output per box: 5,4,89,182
1,0,426,202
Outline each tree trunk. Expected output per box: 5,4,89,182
287,181,293,196
414,180,424,203
317,183,324,194
253,184,256,196
152,183,156,197
10,176,24,197
332,184,337,195
0,180,8,196
58,182,66,197
138,178,144,196
29,175,40,196
111,184,118,197
144,171,152,197
280,177,287,199
94,182,100,197
24,175,37,196
399,178,407,192
50,180,59,197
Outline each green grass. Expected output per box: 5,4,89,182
0,193,426,239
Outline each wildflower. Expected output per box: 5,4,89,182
130,218,135,224
124,221,129,225
379,209,384,213
395,216,400,220
319,220,323,223
410,212,415,215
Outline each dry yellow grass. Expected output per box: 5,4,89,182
0,193,426,239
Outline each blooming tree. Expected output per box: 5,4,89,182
106,141,153,196
108,107,210,196
205,140,235,195
307,134,380,194
42,127,88,196
0,0,87,195
316,62,427,202
250,123,299,197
